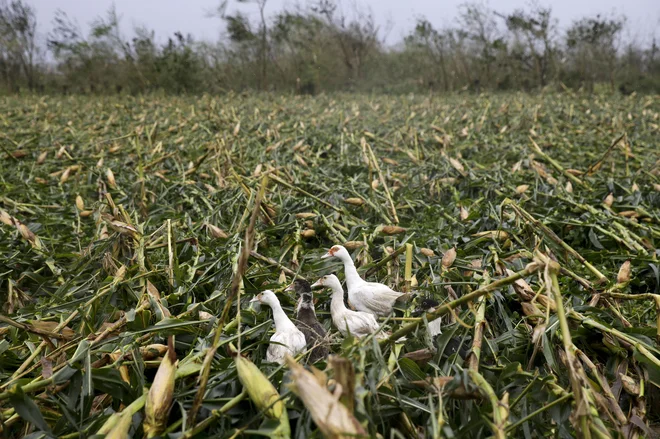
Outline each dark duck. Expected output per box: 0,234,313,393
286,279,329,363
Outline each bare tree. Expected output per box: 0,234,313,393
0,0,38,90
313,0,379,84
458,2,500,89
566,14,625,91
499,3,557,87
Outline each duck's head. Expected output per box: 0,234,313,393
311,274,341,290
284,279,311,295
321,245,349,261
250,290,279,307
412,298,440,316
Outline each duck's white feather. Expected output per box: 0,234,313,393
255,290,307,365
326,275,384,339
332,247,405,316
267,330,306,364
350,283,404,316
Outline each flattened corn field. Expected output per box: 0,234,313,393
1,93,660,439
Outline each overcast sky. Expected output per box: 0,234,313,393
30,0,660,45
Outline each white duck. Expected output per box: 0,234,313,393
311,274,384,339
250,290,306,364
321,245,406,316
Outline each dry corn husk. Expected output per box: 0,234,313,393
104,409,134,439
18,223,42,249
472,230,509,240
75,195,85,211
104,217,139,238
37,151,48,164
449,157,466,175
654,183,660,192
442,248,456,269
344,197,365,206
617,260,631,284
199,311,214,320
0,209,12,226
80,210,93,217
378,225,406,235
516,184,530,194
286,355,367,438
301,229,316,239
344,241,365,250
233,348,290,438
604,193,614,207
106,168,117,188
60,166,71,184
144,337,177,438
565,181,573,193
420,248,435,257
619,374,640,396
295,212,316,219
207,223,228,239
459,206,469,221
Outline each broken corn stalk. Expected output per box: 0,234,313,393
144,337,177,438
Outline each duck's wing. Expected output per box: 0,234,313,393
267,333,289,364
352,283,403,315
267,331,306,364
348,311,381,337
364,282,405,299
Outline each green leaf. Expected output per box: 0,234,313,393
398,357,426,381
8,384,52,433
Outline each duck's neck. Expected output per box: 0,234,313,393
330,284,348,315
339,255,364,289
270,302,296,331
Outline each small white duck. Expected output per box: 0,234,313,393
321,245,406,316
311,274,384,339
250,290,306,364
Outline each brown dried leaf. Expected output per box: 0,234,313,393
604,193,614,207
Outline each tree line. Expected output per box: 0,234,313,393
1,0,658,95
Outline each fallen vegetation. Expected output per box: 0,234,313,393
0,92,659,438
